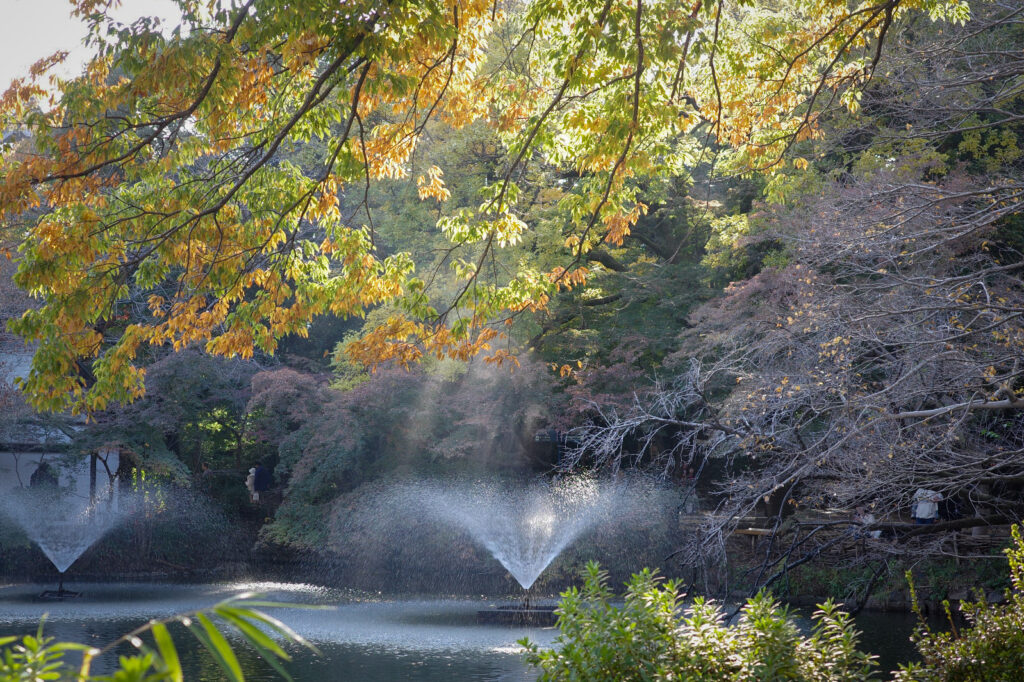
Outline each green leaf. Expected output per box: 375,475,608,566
189,613,245,682
228,608,319,656
150,622,182,682
216,609,294,682
215,607,290,659
51,641,101,653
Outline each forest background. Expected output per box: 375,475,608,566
0,0,1022,608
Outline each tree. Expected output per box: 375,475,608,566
0,0,969,413
260,356,559,551
84,349,258,477
564,1,1024,595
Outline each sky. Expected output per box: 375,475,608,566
0,0,180,88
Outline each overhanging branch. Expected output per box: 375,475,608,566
888,397,1024,421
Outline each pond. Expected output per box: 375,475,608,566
0,582,555,681
0,581,925,680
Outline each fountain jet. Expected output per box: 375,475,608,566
0,485,129,590
421,479,616,589
330,473,685,599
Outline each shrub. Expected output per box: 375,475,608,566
894,525,1024,682
523,562,876,681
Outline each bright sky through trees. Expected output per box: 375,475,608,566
0,0,179,87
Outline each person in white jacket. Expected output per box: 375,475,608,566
245,467,257,503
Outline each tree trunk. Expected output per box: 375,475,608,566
89,452,97,506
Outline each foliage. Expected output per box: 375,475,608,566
0,0,972,413
0,595,316,682
0,0,1015,605
0,621,88,682
246,367,328,465
261,359,559,551
895,525,1024,682
84,349,259,479
564,1,1024,581
523,562,877,681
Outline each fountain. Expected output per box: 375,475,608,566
0,485,129,598
412,477,620,625
414,477,617,590
331,476,681,625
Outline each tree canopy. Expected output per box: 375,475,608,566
565,0,1024,589
0,0,971,413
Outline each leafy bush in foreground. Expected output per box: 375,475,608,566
894,525,1024,682
530,526,1024,681
0,595,315,682
522,562,876,681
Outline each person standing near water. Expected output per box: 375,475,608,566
245,467,256,503
253,463,272,503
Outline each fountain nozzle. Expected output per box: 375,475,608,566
38,573,81,600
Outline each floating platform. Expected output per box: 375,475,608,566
476,604,558,626
37,588,81,600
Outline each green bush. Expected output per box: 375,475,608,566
531,526,1024,681
894,526,1024,682
523,562,876,681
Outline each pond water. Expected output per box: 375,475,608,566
0,582,555,681
0,581,924,680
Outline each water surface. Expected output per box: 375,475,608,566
0,581,925,680
0,582,554,681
